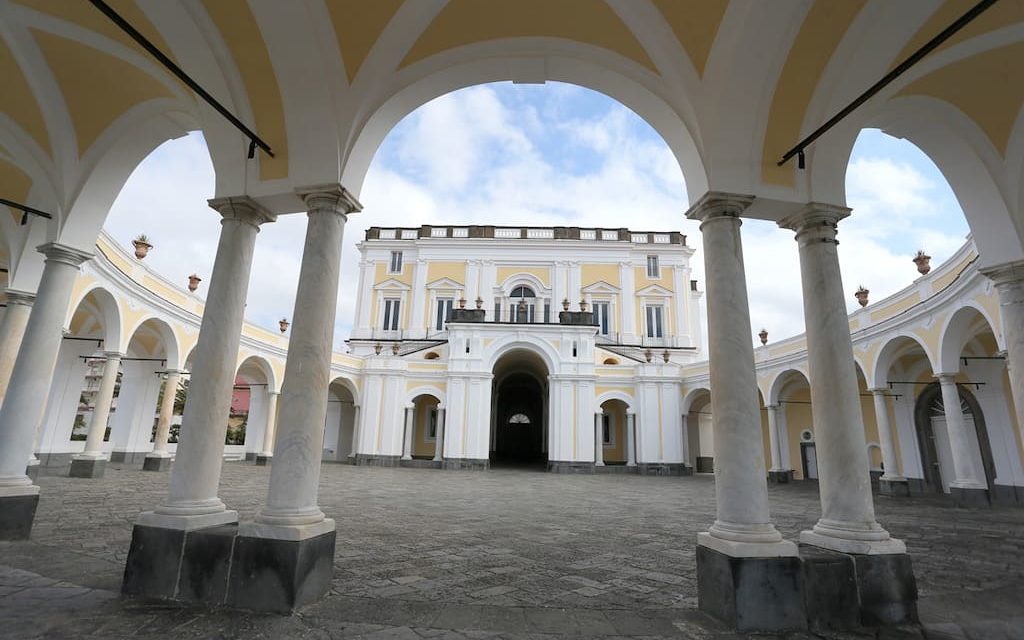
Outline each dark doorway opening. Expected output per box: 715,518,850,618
913,382,995,493
490,349,548,468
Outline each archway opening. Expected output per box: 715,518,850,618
683,389,712,473
598,399,630,465
324,379,357,462
233,357,274,459
409,393,442,461
490,348,549,467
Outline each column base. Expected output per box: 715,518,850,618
69,456,106,478
354,454,400,467
142,454,172,472
399,458,443,469
800,545,918,628
878,477,910,497
123,522,238,605
547,460,595,474
442,458,489,471
109,451,149,465
950,486,990,508
244,452,256,462
25,460,40,482
255,454,272,466
696,456,714,473
0,492,40,540
227,524,336,613
637,462,691,476
799,529,907,555
696,545,806,632
768,469,794,484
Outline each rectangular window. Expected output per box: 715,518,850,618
427,409,438,440
646,255,660,278
435,298,454,330
389,251,403,274
593,302,610,335
544,302,551,323
383,298,401,331
511,302,535,323
602,414,612,445
645,304,664,338
494,302,502,322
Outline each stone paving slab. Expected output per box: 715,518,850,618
1,463,1022,639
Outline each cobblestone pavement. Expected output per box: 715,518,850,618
1,463,1022,639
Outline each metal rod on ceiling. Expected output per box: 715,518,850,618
0,197,54,226
778,0,1000,168
87,0,274,160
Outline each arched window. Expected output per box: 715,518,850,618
509,286,537,323
511,286,535,299
424,351,440,360
508,413,531,424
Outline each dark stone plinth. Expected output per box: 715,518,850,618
595,464,638,474
696,456,714,473
800,546,860,631
547,461,595,474
951,486,990,508
255,454,272,466
227,530,336,613
25,463,40,482
992,484,1024,506
37,452,73,468
0,493,39,540
768,469,794,484
450,308,485,323
696,545,805,632
142,456,171,472
399,458,443,469
179,525,237,604
354,454,400,467
122,524,188,599
558,311,596,326
244,452,256,461
637,463,689,476
442,458,488,471
870,469,883,491
879,477,910,497
854,553,918,626
69,457,106,478
109,451,149,465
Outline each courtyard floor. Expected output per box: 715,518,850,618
1,463,1022,639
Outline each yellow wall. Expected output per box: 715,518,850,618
412,395,441,457
375,261,414,286
427,262,466,286
601,401,627,463
784,387,813,480
497,266,550,287
581,263,619,287
870,292,922,324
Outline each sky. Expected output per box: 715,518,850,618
103,82,970,352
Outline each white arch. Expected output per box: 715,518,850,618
404,385,447,408
869,333,937,389
937,303,1003,374
341,45,707,201
65,284,122,350
484,335,559,374
122,315,182,370
329,375,361,406
767,368,811,406
595,390,635,411
499,272,549,297
235,354,277,393
681,386,711,414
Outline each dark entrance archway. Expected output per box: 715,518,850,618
490,349,549,467
913,382,996,494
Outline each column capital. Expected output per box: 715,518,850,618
935,372,959,384
979,259,1024,285
595,410,604,416
3,289,36,306
778,203,851,238
208,195,277,228
36,242,93,267
625,409,636,416
161,369,184,377
765,403,779,410
867,387,890,396
296,183,362,216
405,403,415,410
101,350,124,361
684,191,755,223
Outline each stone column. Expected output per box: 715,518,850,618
134,196,275,532
256,391,279,465
409,259,427,336
142,371,182,472
625,410,637,467
402,405,414,460
70,352,122,478
619,261,636,341
248,186,358,539
980,261,1024,452
870,389,908,496
348,404,360,459
594,411,605,466
0,243,93,540
780,205,903,555
686,194,794,557
936,374,988,505
765,404,789,483
0,290,35,406
433,407,446,462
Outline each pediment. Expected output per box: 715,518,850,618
636,284,673,297
582,280,621,294
426,277,464,290
374,278,412,291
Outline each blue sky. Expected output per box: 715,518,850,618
104,82,969,349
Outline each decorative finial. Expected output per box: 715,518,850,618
391,342,400,356
644,348,653,363
374,342,382,355
758,328,768,346
187,274,202,292
278,318,289,333
662,349,670,363
132,234,153,259
562,298,570,311
854,286,869,307
913,250,931,275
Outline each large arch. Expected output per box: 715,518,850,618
65,285,122,349
870,333,938,390
490,345,550,466
938,303,1005,374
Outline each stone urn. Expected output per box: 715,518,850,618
132,235,152,259
475,296,483,310
855,286,869,307
278,318,289,333
562,298,570,311
913,251,932,275
758,328,768,346
187,274,202,292
391,342,400,356
662,350,670,363
374,343,383,355
579,299,588,313
458,296,467,309
644,349,653,363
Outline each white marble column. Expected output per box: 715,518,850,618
765,404,783,472
402,405,414,460
594,411,605,466
619,261,636,340
0,290,35,406
780,205,902,554
0,243,92,498
259,391,280,458
869,390,903,480
409,259,427,336
936,374,988,490
249,186,359,538
433,406,446,461
147,371,181,459
626,410,637,467
980,262,1024,449
348,404,360,459
687,193,794,557
139,197,275,530
73,353,122,461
